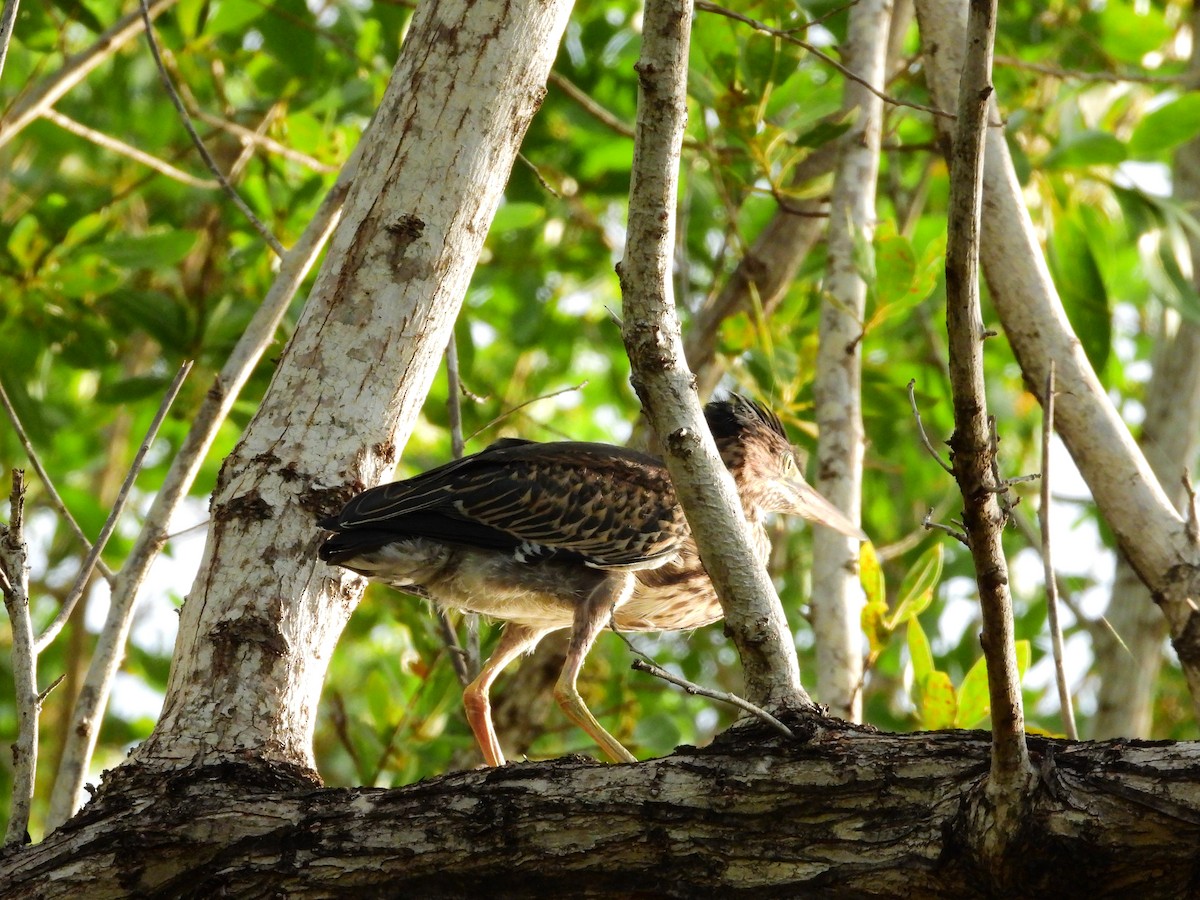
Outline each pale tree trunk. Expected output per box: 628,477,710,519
1092,7,1200,737
915,0,1200,715
96,0,573,786
811,0,892,722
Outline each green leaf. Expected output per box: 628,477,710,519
101,231,197,269
1130,94,1200,158
1099,0,1172,64
916,671,956,730
491,201,545,234
858,540,884,608
203,0,262,36
99,290,193,350
1048,213,1111,373
1042,130,1126,171
6,215,45,268
886,542,943,630
906,617,934,687
955,655,991,729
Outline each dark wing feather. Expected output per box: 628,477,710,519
321,440,687,570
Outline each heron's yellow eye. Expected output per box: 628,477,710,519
781,452,799,477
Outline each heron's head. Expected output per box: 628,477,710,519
705,395,866,541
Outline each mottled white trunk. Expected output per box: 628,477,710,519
123,0,574,778
811,0,893,722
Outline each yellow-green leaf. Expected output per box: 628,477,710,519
907,617,934,687
955,656,991,729
859,540,884,608
916,671,956,730
886,542,943,630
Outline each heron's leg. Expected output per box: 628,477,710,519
463,623,552,767
554,572,638,764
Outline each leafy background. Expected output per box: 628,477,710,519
2,0,1198,834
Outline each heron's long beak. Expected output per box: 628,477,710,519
784,479,868,541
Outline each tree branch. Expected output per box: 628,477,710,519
811,0,890,722
619,0,809,711
41,108,219,188
46,141,359,829
0,382,116,585
1,470,35,845
35,361,192,653
941,0,1033,863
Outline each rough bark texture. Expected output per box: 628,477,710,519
940,0,1032,808
620,0,808,711
125,0,575,781
5,724,1200,898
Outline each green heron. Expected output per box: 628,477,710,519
319,395,865,766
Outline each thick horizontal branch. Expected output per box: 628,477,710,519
5,727,1200,898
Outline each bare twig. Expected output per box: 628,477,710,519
438,333,479,687
1,470,36,845
35,361,193,654
42,108,219,188
463,382,588,444
38,672,66,705
1184,470,1199,546
1040,363,1077,739
994,54,1185,86
46,143,358,828
190,108,338,174
922,508,968,545
0,381,116,585
695,0,954,121
0,0,180,149
942,0,1033,854
907,379,954,474
631,659,794,739
136,0,286,256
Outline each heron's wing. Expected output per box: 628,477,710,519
323,441,687,570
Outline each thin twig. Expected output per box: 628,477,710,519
907,379,954,474
42,108,219,188
994,54,1185,86
463,381,588,444
516,153,561,198
38,672,66,705
1184,470,1199,546
695,0,954,121
0,380,116,585
631,659,795,739
1040,363,1077,739
437,333,479,686
922,508,968,545
1,469,36,845
137,0,286,256
0,0,180,149
435,612,472,688
35,361,193,653
190,108,338,173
